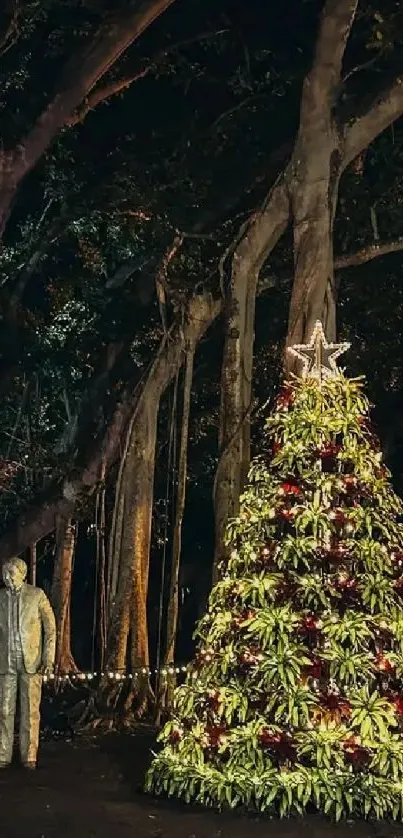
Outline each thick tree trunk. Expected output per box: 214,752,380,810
212,2,362,574
51,518,78,673
101,297,217,721
213,266,256,583
285,0,358,364
212,184,290,582
105,396,157,676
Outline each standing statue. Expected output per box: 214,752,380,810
0,557,56,769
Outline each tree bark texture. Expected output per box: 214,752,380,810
212,0,403,576
285,0,358,362
51,517,78,673
105,297,218,678
155,345,194,718
165,344,195,666
106,395,157,677
212,181,290,581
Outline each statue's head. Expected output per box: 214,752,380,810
2,557,27,592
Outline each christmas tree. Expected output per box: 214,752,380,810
146,322,403,821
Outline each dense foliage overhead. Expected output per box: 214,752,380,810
0,0,403,544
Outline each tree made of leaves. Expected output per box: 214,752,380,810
146,324,403,820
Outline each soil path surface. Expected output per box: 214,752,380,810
0,729,402,838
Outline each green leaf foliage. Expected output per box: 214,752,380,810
146,373,403,819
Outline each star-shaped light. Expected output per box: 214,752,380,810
287,321,350,380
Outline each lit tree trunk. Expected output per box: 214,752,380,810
51,517,78,673
103,296,217,721
157,344,195,716
212,191,289,582
106,395,157,673
284,1,358,360
213,1,364,577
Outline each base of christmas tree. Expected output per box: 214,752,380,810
145,754,403,821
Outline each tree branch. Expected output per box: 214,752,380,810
258,237,403,292
0,294,219,562
300,0,358,125
66,29,229,127
343,75,403,165
0,0,20,57
335,237,403,269
0,0,176,236
66,69,151,127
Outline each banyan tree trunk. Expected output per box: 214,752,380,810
105,395,157,676
157,343,195,718
100,296,218,723
51,517,78,673
213,258,258,583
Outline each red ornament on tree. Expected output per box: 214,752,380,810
391,550,403,569
303,656,322,679
206,723,227,749
300,615,322,634
205,690,221,713
315,443,341,473
169,726,183,744
259,729,296,760
320,540,349,564
392,695,403,716
329,508,348,528
343,737,371,767
376,653,394,673
320,692,351,720
276,387,295,410
277,506,295,521
394,578,403,596
336,574,358,597
279,482,301,497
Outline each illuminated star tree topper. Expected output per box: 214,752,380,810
287,320,350,380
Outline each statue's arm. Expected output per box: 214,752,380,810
39,591,56,670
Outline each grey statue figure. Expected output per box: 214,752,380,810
0,557,56,769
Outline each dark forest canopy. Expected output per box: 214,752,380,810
0,0,403,572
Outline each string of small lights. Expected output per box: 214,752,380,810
42,664,190,683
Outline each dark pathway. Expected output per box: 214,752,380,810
0,729,402,838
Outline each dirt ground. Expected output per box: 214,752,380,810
1,728,403,838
